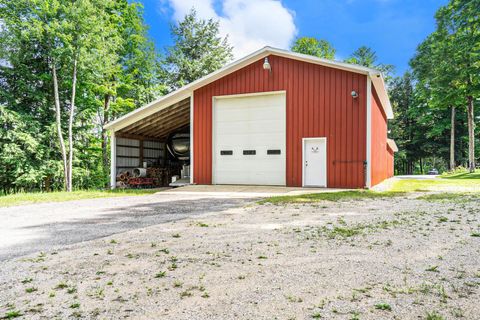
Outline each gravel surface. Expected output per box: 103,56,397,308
0,192,252,261
1,193,479,319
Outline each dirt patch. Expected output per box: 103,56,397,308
1,195,479,319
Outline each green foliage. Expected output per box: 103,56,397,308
291,37,335,59
345,46,395,81
0,0,161,193
162,8,233,90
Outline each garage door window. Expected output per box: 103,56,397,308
267,149,281,155
220,150,233,155
243,150,256,155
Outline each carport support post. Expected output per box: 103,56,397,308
110,131,116,189
189,92,194,184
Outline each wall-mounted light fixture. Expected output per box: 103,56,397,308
351,90,359,99
263,57,271,73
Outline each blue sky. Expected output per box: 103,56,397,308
139,0,448,75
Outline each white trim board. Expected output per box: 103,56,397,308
189,92,194,184
366,77,372,189
104,46,393,133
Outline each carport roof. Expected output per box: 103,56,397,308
105,46,393,133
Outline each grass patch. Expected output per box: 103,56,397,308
416,192,480,202
259,190,405,205
374,303,392,311
0,189,161,208
441,171,480,179
3,310,22,319
391,178,480,193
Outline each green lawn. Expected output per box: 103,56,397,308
0,189,161,208
391,173,480,192
261,172,480,205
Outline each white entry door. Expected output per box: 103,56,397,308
213,92,286,185
303,138,327,187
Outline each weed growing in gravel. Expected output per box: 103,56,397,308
173,280,183,288
69,302,80,309
425,311,444,320
425,265,439,272
180,290,193,298
55,282,68,289
20,278,33,284
155,271,166,278
172,233,181,238
311,312,322,318
286,295,303,303
25,287,37,293
197,222,209,227
3,310,22,319
374,303,392,311
67,287,77,294
157,248,170,254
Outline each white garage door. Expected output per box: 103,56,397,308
213,92,286,185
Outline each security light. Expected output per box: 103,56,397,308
263,57,271,73
351,90,359,98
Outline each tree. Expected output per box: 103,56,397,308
435,0,480,172
162,8,233,91
0,0,161,192
96,0,163,186
345,46,395,82
291,37,335,59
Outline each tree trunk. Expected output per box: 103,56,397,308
102,94,111,187
67,58,78,192
52,62,69,190
419,158,423,175
450,106,456,170
467,96,475,173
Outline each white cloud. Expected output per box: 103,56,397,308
163,0,297,58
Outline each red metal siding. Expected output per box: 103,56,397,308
193,55,367,188
387,148,394,178
370,86,391,186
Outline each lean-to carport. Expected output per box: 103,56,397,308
105,95,193,189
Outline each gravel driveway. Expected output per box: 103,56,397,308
0,191,253,261
1,192,479,319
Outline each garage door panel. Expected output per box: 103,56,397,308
213,92,286,186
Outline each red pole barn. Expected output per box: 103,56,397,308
105,47,396,189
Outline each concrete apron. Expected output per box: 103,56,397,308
161,185,351,198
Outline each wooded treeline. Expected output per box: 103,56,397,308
0,0,478,193
0,2,231,193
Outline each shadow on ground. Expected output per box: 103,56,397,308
0,196,255,261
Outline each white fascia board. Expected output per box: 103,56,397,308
266,47,377,75
105,45,393,132
369,72,394,119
